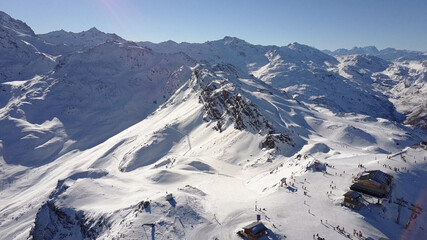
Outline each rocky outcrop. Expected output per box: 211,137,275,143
29,201,107,240
199,81,273,133
261,133,295,150
194,65,274,133
404,103,427,130
29,170,110,240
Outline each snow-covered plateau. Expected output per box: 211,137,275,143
1,11,426,240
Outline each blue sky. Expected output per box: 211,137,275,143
1,0,427,51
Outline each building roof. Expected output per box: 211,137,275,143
344,190,361,199
359,170,392,185
242,221,268,235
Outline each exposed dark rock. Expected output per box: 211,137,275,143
404,103,427,130
29,201,107,240
199,80,273,133
261,133,294,150
135,200,150,212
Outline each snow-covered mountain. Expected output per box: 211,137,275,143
39,27,124,48
333,54,427,130
1,11,427,240
35,27,126,56
320,43,427,130
0,11,56,82
0,11,35,36
1,40,196,167
323,46,427,62
141,39,404,121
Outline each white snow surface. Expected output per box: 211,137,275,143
1,11,427,240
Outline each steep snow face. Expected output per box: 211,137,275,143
0,12,55,82
338,56,427,129
388,61,427,129
336,54,394,94
337,54,390,81
0,11,35,36
0,41,197,167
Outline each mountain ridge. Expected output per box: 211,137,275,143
323,46,427,62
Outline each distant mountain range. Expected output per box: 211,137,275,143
323,46,427,62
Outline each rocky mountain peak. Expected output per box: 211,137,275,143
0,10,35,36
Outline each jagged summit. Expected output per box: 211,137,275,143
0,13,55,82
286,42,305,48
339,46,379,55
44,27,103,35
162,39,179,44
86,26,101,32
36,25,126,55
42,26,106,35
219,36,248,45
0,10,35,36
351,45,379,53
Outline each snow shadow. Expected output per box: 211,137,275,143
1,117,69,167
286,186,298,192
167,198,177,207
145,204,152,213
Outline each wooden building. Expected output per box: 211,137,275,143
237,221,268,240
343,190,362,210
350,170,393,198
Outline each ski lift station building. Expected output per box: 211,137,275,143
350,170,393,198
